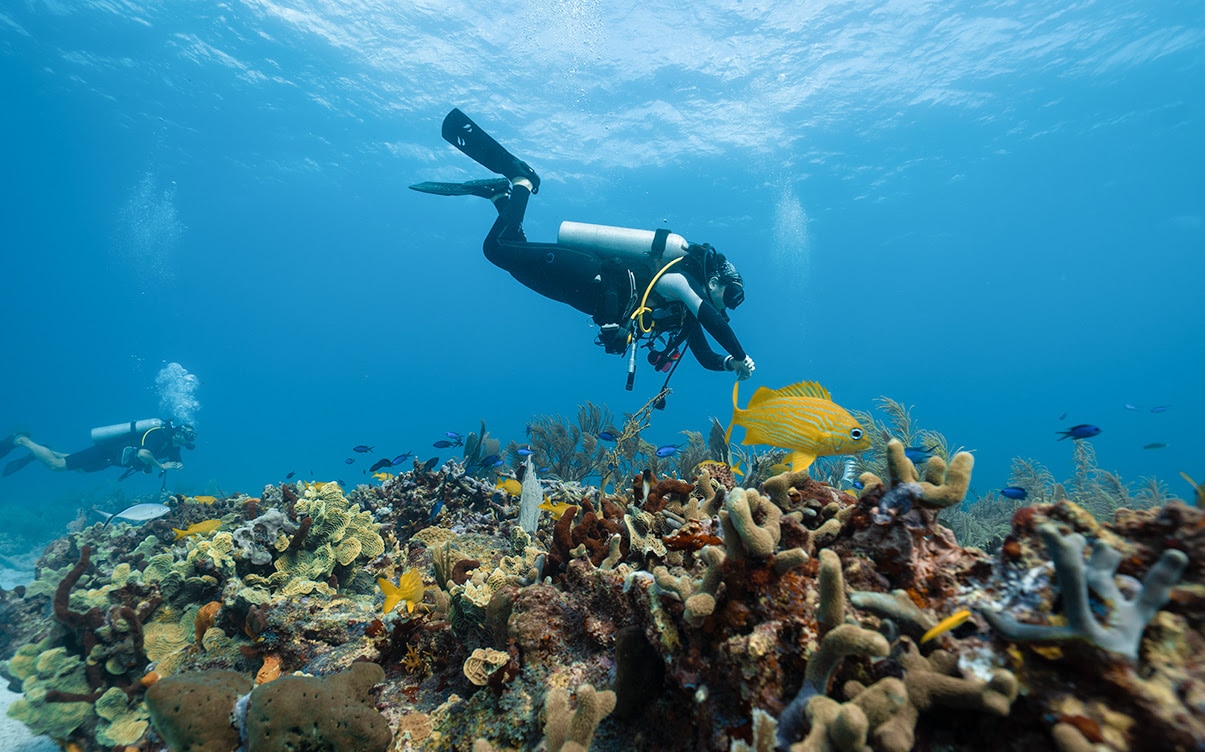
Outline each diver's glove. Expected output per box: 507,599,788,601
724,355,756,381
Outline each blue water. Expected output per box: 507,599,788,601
2,2,1202,526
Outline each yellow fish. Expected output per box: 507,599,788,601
495,478,523,497
538,499,578,518
1179,472,1204,507
377,569,425,615
372,471,394,482
921,609,972,643
191,495,218,505
726,380,871,473
172,519,222,541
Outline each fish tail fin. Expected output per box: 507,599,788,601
725,381,741,446
172,528,185,541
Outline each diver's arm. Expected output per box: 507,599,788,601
683,320,728,371
653,273,747,360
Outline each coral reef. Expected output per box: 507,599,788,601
1,422,1201,752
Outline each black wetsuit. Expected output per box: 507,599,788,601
64,426,181,473
484,185,747,370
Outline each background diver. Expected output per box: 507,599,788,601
411,108,756,391
0,419,195,480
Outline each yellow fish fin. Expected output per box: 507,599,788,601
172,527,187,541
395,570,425,614
725,381,741,445
744,384,784,409
1179,472,1203,506
771,380,833,402
377,578,401,614
786,450,817,473
921,609,972,643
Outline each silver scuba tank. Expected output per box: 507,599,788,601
557,221,690,264
91,419,164,444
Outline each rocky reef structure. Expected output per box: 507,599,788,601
0,437,1201,752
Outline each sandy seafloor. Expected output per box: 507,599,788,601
1,549,64,752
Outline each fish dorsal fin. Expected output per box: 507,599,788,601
772,380,833,402
744,385,784,408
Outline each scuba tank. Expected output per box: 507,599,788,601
91,419,164,444
558,222,690,265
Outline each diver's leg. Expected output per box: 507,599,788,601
12,436,67,470
441,109,541,192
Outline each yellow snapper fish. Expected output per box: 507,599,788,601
191,495,219,505
1180,472,1204,507
377,569,425,615
372,471,394,482
172,519,222,541
538,499,578,517
495,478,523,497
726,380,871,472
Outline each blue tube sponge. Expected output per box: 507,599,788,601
981,522,1188,660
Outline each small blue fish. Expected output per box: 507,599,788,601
422,457,440,472
429,499,444,522
392,452,413,464
285,471,295,479
433,440,456,448
1124,404,1140,411
516,448,534,456
597,431,618,442
538,466,549,473
445,431,462,440
344,458,356,465
1143,442,1168,450
1057,424,1101,441
1150,405,1171,413
476,453,501,468
851,480,865,490
369,458,393,472
1058,412,1068,420
353,445,374,453
903,446,935,463
1000,486,1028,500
655,444,681,458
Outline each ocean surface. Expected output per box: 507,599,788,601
1,1,1202,547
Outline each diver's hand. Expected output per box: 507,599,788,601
725,355,756,381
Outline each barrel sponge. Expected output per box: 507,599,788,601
244,662,391,752
145,669,250,752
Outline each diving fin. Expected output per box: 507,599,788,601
409,178,510,199
441,108,540,193
2,454,34,477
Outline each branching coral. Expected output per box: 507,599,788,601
980,522,1188,659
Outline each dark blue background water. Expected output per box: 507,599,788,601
2,2,1202,528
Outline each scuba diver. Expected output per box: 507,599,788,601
410,109,755,396
0,419,196,480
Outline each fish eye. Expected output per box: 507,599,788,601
850,428,864,441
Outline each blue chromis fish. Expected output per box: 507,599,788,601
422,457,440,472
392,452,413,464
726,380,872,472
597,430,619,442
344,458,355,465
1057,424,1101,440
655,444,681,458
516,447,534,456
285,471,296,479
432,440,456,448
369,458,393,472
1000,486,1028,500
1150,405,1171,413
353,445,374,453
903,445,935,463
1143,442,1168,450
429,499,444,522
